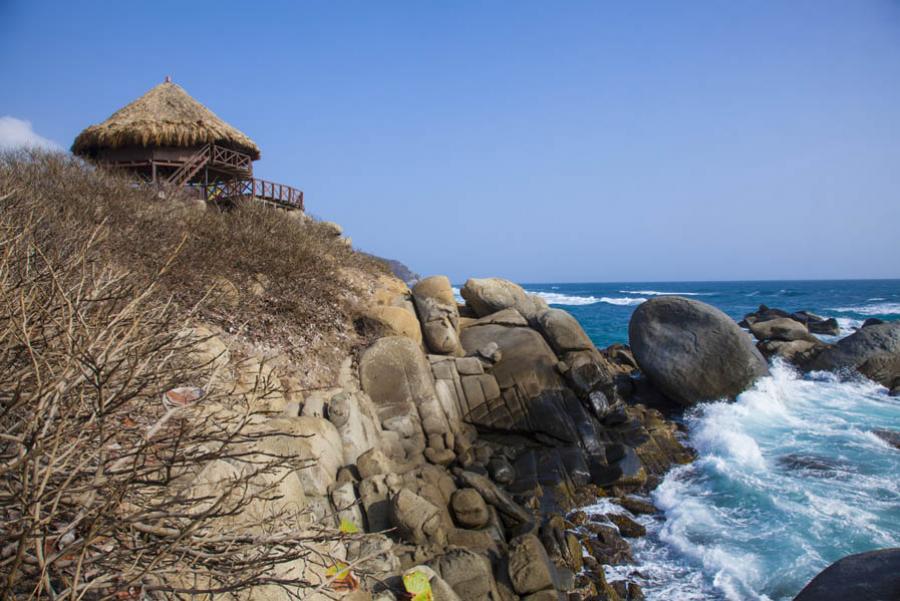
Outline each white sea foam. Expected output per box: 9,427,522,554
622,362,900,600
533,292,647,306
451,286,463,303
620,290,713,296
829,302,900,315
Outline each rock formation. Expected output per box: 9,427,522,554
628,296,769,405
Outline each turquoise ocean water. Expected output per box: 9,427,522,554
476,280,900,601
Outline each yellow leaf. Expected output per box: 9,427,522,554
339,518,359,534
403,571,433,601
326,561,349,580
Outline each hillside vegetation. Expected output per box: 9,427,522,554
0,152,388,599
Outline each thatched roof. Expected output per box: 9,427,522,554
72,80,261,160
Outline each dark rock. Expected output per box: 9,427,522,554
757,339,823,364
453,468,534,529
629,297,769,405
863,318,885,328
606,513,646,538
805,322,900,388
613,496,657,515
793,548,900,601
873,429,900,450
487,455,516,485
807,318,840,336
583,522,633,564
749,317,819,343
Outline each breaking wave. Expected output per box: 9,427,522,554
533,292,648,307
829,302,900,316
620,290,713,297
626,363,900,600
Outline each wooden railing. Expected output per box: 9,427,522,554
210,144,252,174
193,177,304,210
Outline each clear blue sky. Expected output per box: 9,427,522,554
3,1,899,283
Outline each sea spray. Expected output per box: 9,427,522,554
625,363,900,601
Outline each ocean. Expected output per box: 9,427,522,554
516,280,900,601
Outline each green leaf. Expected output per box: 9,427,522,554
339,518,359,534
403,571,433,601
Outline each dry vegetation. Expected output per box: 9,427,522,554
0,151,388,386
0,152,386,599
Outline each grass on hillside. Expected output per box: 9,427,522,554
0,151,389,384
0,151,383,598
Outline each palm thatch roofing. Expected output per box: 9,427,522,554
72,80,261,160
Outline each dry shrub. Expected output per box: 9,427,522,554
0,153,377,598
0,151,388,386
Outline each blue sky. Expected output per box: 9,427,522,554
3,1,899,283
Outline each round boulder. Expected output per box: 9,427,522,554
628,297,769,405
793,548,900,601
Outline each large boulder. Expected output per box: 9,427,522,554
359,336,435,459
628,297,769,405
360,305,423,344
793,548,900,601
461,277,542,320
413,276,464,356
536,308,596,355
804,322,900,388
508,533,560,595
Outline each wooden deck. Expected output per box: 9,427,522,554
102,143,304,211
190,177,304,211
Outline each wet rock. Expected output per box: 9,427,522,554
629,296,769,405
793,548,900,601
805,322,900,388
873,429,900,450
583,522,633,564
606,513,646,538
613,496,657,515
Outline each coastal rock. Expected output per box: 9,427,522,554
805,322,900,388
413,276,464,356
450,488,490,529
390,488,447,546
749,317,819,343
793,548,900,601
403,565,462,601
263,417,343,497
508,534,559,595
628,297,769,405
757,339,823,365
536,308,596,354
429,548,500,601
360,305,423,344
461,278,541,320
359,336,434,459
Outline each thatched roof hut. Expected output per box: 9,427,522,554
72,79,261,160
